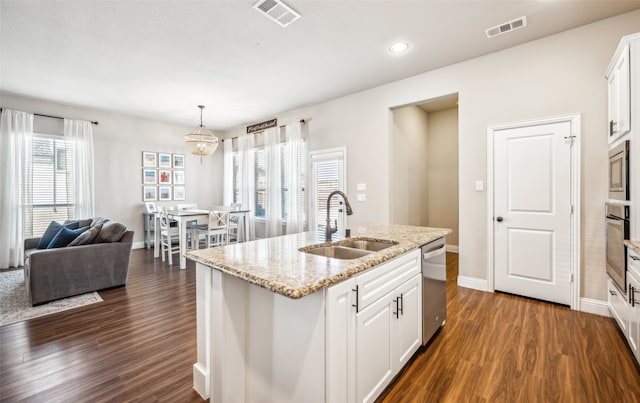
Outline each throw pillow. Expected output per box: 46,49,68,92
68,224,103,246
62,220,81,230
93,221,127,243
37,221,63,249
78,218,93,228
46,226,90,249
91,217,110,228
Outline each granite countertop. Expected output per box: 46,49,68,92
625,240,640,254
185,223,451,299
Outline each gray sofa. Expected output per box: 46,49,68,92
24,230,134,305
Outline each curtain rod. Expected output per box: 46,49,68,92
0,108,99,125
221,118,307,142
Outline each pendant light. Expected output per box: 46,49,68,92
185,105,219,163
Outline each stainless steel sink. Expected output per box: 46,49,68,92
302,245,373,259
300,238,397,260
338,238,397,252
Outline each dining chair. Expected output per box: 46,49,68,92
228,203,242,243
159,207,180,265
196,209,230,248
178,203,201,250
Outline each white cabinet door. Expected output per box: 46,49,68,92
608,45,631,141
326,277,357,403
356,291,394,403
628,271,640,361
608,278,628,334
394,274,422,370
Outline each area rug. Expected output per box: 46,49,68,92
0,269,103,327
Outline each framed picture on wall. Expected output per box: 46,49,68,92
143,186,157,201
158,169,171,185
159,186,172,201
173,170,185,185
142,151,157,167
174,186,186,201
158,153,172,168
143,169,157,184
173,154,185,169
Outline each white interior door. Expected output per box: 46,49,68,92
493,120,573,305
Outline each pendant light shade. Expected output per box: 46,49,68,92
185,105,218,162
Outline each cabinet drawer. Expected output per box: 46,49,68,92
608,278,628,334
357,249,420,312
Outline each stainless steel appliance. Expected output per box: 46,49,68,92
606,202,629,292
609,140,630,201
421,237,446,345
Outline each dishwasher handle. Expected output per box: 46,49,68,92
423,245,446,260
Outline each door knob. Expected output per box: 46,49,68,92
496,216,503,222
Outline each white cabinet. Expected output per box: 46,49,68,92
606,44,631,143
326,249,423,403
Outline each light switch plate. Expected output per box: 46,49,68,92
475,180,484,191
357,183,367,191
357,193,367,202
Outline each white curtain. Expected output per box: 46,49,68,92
264,127,282,238
64,119,95,218
0,109,34,268
222,139,233,205
285,121,304,234
238,133,255,241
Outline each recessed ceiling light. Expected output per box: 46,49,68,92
389,42,409,54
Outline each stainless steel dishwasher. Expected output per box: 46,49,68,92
421,237,447,345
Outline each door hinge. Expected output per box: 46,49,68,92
570,205,574,214
571,273,574,283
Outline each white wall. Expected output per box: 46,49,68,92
224,10,640,300
1,92,224,246
427,107,459,247
390,106,430,226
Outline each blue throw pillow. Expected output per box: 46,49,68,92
46,226,90,249
37,221,81,249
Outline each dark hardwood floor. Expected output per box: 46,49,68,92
2,250,640,402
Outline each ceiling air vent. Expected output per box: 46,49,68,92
253,0,301,28
485,16,527,38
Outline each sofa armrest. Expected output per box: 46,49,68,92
24,237,40,250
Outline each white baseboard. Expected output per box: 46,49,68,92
132,242,146,250
457,276,489,292
446,244,459,253
580,297,611,317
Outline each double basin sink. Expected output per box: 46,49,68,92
299,238,398,260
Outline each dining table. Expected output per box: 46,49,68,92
153,208,251,270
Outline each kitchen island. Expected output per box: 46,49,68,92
186,223,450,402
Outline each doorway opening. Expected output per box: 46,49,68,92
390,93,459,252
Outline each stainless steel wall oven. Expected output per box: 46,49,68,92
606,203,629,292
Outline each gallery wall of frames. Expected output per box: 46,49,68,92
141,151,186,201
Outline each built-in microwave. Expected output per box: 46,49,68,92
609,140,630,201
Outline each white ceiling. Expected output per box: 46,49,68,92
1,1,639,130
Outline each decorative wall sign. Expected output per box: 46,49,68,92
247,118,277,133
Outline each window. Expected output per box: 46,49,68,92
24,133,76,237
310,148,345,237
231,132,306,222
